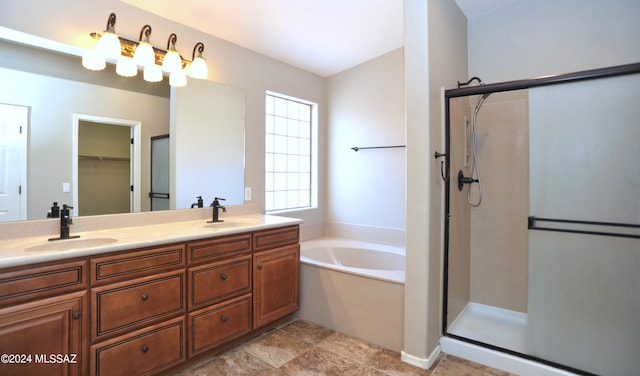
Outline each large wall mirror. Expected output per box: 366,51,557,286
0,33,245,222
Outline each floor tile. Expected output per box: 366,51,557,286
367,348,433,376
317,331,381,364
242,329,312,368
280,319,335,344
279,347,363,375
173,318,511,376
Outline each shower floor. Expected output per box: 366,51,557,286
447,302,527,353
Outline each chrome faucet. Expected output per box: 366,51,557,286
49,204,80,241
208,197,226,223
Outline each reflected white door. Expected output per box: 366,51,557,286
0,104,27,222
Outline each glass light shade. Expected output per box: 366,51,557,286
82,48,106,71
97,32,122,60
169,69,187,87
116,56,137,77
143,64,163,82
162,50,182,73
133,42,155,67
188,57,208,79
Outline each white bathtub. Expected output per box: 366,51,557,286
297,238,405,351
300,238,405,283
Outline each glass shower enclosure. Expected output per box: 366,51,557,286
442,63,640,376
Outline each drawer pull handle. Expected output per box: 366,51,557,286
221,316,228,322
141,345,149,353
220,274,228,280
141,293,149,301
73,312,81,320
257,264,263,270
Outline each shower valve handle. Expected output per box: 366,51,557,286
457,170,478,191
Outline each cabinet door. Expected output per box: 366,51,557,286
0,291,86,376
253,244,299,328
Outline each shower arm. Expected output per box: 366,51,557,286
457,76,484,88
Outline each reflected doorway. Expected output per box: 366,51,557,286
72,114,141,216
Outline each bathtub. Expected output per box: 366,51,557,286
297,238,405,351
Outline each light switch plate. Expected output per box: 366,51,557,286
245,187,252,201
62,182,71,193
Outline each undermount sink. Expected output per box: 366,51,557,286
198,217,264,229
25,237,119,252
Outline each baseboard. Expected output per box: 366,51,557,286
401,345,441,369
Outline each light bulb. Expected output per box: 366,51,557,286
97,32,122,61
188,57,208,79
162,50,182,73
133,42,155,67
116,56,137,77
169,69,187,87
82,48,106,71
144,64,163,82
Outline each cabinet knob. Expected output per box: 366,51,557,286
141,293,149,301
257,264,263,270
72,312,81,320
141,345,149,353
221,316,228,322
220,274,228,280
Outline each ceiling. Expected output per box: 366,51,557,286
120,0,516,77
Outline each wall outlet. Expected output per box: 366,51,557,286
245,187,252,201
62,182,71,193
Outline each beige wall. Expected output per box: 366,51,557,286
326,48,405,231
404,0,468,366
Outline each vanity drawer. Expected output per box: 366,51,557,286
187,233,251,265
188,294,251,356
90,243,185,286
188,255,251,310
92,271,185,340
91,316,185,376
253,225,300,252
0,260,87,307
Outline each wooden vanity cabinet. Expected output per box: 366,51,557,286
186,233,253,357
0,261,88,376
252,226,300,329
89,244,187,375
0,223,300,376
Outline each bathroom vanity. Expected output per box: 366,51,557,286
0,215,300,375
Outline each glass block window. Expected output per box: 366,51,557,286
265,92,314,212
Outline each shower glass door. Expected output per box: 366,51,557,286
526,74,640,376
443,67,640,376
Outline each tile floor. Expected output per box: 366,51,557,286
174,317,517,375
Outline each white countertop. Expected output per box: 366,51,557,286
0,214,302,269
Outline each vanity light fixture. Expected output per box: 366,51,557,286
188,42,208,79
133,25,155,67
82,13,206,86
162,33,183,73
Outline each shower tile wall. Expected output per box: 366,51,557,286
447,98,471,325
469,91,529,313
